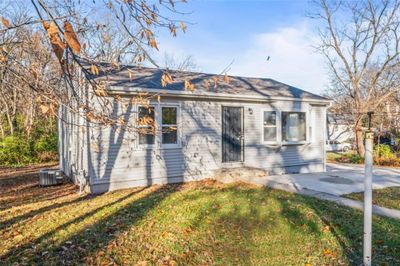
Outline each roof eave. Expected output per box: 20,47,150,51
107,86,332,105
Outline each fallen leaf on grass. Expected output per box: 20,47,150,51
322,248,337,258
321,225,330,233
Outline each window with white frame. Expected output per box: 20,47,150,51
281,112,306,142
161,106,178,144
263,111,277,142
138,106,155,145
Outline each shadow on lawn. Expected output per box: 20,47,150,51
0,175,78,210
1,184,181,265
3,178,400,265
184,184,400,265
175,184,325,265
0,193,91,231
280,192,400,265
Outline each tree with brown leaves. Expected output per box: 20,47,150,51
313,0,400,156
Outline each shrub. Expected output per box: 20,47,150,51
334,153,364,164
33,132,57,153
32,133,58,162
374,157,400,167
0,132,58,166
374,144,395,159
0,136,33,166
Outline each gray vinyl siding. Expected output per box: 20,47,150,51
58,104,89,185
244,102,326,173
77,97,327,193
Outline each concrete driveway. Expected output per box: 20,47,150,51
271,163,400,196
232,163,400,196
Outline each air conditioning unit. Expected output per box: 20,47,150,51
39,169,63,186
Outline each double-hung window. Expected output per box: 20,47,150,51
281,112,306,142
263,111,277,142
137,104,180,147
161,106,178,145
138,106,155,145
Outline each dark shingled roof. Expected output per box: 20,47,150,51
84,63,329,102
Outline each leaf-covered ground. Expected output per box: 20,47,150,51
1,170,400,265
345,186,400,210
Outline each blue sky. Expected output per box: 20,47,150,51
151,0,329,94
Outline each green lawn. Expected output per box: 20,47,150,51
345,187,400,210
1,171,400,265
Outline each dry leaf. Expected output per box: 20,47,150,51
149,38,158,50
224,73,230,84
40,104,50,114
1,17,10,28
112,60,120,68
151,13,158,23
213,76,219,89
169,25,177,37
322,248,337,258
30,67,38,80
43,22,65,62
145,18,151,26
321,225,330,233
180,21,187,33
91,64,99,76
184,79,195,91
128,69,134,80
161,72,173,87
86,111,95,122
94,86,107,97
204,80,210,91
103,34,111,43
47,22,59,36
63,21,81,53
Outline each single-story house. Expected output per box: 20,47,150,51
59,64,331,193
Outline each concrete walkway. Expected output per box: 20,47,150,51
216,163,400,220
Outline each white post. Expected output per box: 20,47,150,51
364,131,374,266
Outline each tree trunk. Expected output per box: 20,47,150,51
5,111,13,135
356,125,365,157
0,120,4,139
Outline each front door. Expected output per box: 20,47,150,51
222,106,244,162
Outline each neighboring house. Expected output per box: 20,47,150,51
59,64,331,193
326,114,354,151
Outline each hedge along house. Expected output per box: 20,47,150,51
59,64,331,193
